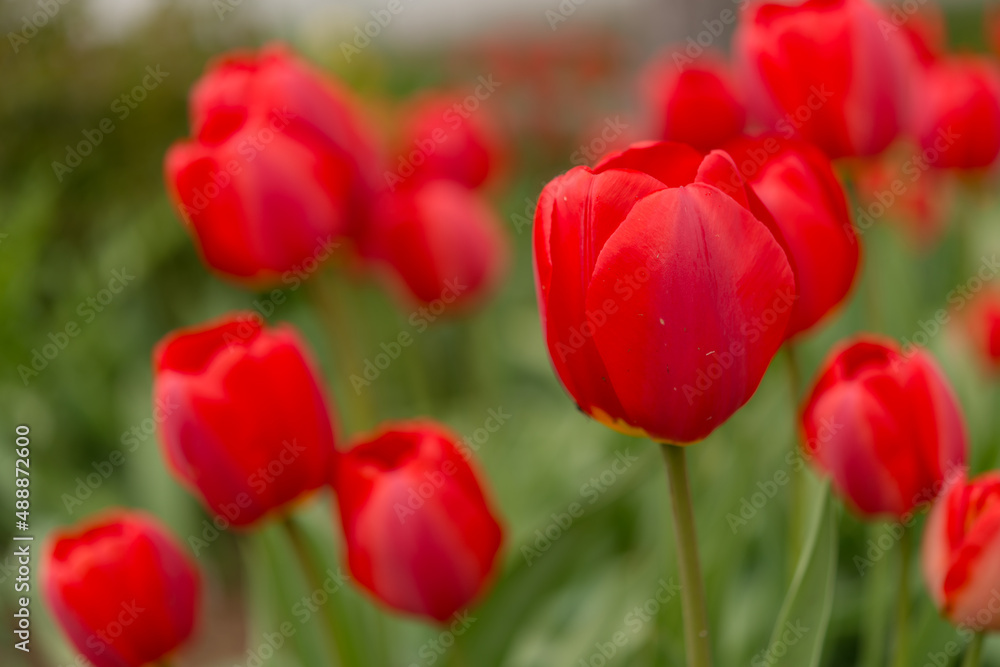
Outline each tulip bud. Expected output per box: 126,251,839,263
801,336,968,518
164,43,381,284
362,180,508,311
43,511,200,667
533,141,795,444
333,421,503,622
734,0,915,158
923,473,1000,631
910,56,1000,170
391,93,505,190
154,313,337,527
723,135,859,338
640,48,746,152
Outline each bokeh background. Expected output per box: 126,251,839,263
3,0,1000,665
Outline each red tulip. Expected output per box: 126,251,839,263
723,135,859,338
533,141,795,444
965,290,1000,371
801,336,968,518
361,180,508,310
910,56,1000,170
639,49,746,152
734,0,915,158
387,93,505,191
333,421,503,622
896,1,946,68
154,313,337,527
43,510,200,667
923,472,1000,630
165,44,381,284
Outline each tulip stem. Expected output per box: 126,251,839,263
890,527,911,667
963,632,985,667
661,443,712,667
785,343,805,578
282,518,351,667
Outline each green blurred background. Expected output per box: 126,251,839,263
3,0,1000,665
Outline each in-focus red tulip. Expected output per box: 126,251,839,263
361,180,508,310
533,141,795,444
333,421,503,622
910,56,1000,170
723,135,859,338
965,290,1000,371
922,472,1000,630
165,44,382,284
801,336,968,518
154,313,337,527
640,49,746,152
43,511,200,667
735,0,915,158
387,93,505,191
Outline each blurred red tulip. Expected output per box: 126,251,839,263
361,180,508,310
899,1,946,68
165,44,382,284
333,421,503,622
43,511,200,667
387,93,505,191
851,147,954,248
723,135,859,338
801,336,968,518
640,49,746,152
987,6,1000,59
923,472,1000,630
735,0,915,158
154,314,337,527
910,56,1000,170
533,141,795,444
965,290,1000,371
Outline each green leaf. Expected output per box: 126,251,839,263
762,481,838,667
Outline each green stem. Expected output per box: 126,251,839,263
891,528,911,667
785,343,804,578
962,632,985,667
661,444,712,667
281,518,350,667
